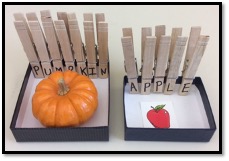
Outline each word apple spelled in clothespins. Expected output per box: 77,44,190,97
14,10,109,79
121,26,209,96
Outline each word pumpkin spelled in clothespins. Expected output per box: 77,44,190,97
14,11,109,79
121,26,209,96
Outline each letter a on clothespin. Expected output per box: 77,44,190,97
121,28,139,94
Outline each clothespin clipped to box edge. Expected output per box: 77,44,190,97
179,35,210,96
140,36,156,95
40,10,64,72
164,36,188,95
26,12,54,78
121,33,139,94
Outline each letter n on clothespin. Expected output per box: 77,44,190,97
97,22,108,78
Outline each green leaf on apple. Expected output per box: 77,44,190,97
154,104,166,111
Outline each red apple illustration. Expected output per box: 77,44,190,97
147,104,170,128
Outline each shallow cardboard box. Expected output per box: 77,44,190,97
10,65,110,142
123,76,216,142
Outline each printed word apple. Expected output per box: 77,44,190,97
147,104,170,128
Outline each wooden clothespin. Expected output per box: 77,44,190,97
155,25,166,59
57,12,70,40
40,10,64,72
83,13,97,78
54,20,75,71
141,27,152,66
95,13,105,42
163,28,184,94
26,12,53,77
122,28,133,42
141,36,156,94
97,22,108,78
67,13,88,76
122,32,139,94
14,13,33,40
179,35,209,95
164,36,188,94
14,19,44,78
182,27,201,72
95,13,109,78
153,36,171,93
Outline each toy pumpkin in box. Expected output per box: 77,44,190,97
32,70,98,127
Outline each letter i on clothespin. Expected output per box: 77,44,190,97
179,35,209,95
122,28,139,94
164,28,188,94
14,13,44,78
153,35,171,93
54,17,75,71
40,10,64,72
67,13,88,76
84,13,97,78
96,13,109,78
26,12,53,77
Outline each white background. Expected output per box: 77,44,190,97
3,1,224,160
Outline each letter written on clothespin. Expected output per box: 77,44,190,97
163,27,186,94
97,21,108,78
141,36,156,94
179,35,209,95
153,36,171,93
67,13,88,76
164,36,188,94
84,13,97,78
40,10,64,72
54,20,75,71
26,12,53,77
121,32,139,94
14,13,44,78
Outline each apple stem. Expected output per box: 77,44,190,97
151,106,154,109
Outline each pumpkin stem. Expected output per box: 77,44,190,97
58,78,70,96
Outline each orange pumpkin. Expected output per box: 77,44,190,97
32,70,98,127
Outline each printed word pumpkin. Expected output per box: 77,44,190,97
32,70,98,127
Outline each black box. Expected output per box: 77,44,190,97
123,76,216,142
10,65,110,142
